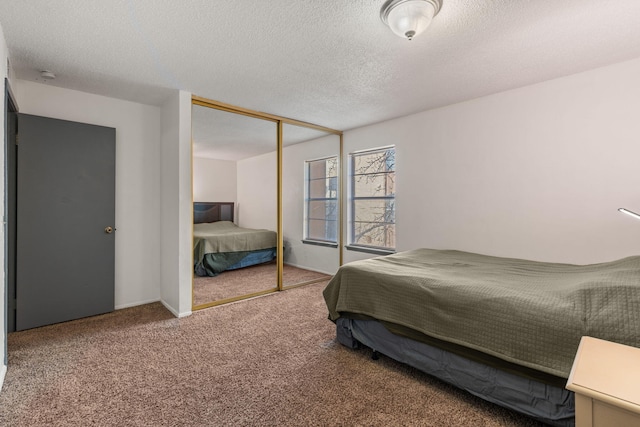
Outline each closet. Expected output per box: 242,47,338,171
191,96,342,309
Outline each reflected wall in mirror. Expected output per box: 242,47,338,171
192,103,278,309
282,124,341,289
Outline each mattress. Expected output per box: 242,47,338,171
193,221,278,277
323,248,640,378
194,221,277,254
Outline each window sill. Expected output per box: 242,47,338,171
345,245,395,256
302,239,338,248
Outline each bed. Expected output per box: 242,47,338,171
193,202,277,277
323,248,640,426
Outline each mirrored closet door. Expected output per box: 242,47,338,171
281,124,342,289
191,102,278,309
191,95,343,310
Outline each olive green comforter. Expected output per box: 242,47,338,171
193,221,277,262
323,248,640,378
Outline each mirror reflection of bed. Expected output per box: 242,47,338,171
191,103,278,308
193,202,278,305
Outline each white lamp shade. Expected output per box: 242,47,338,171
385,0,436,40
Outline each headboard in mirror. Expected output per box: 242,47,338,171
194,202,234,224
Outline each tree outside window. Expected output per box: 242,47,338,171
349,147,395,250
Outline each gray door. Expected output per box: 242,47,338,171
16,114,115,331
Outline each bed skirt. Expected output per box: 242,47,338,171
194,247,277,277
336,317,575,426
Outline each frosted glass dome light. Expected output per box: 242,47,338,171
380,0,443,41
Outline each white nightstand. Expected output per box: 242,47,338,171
566,336,640,427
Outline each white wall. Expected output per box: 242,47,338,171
193,157,237,204
237,152,277,230
343,57,640,265
159,90,192,317
14,80,163,309
282,136,341,274
5,82,193,328
0,21,9,390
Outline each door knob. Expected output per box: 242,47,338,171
105,226,114,234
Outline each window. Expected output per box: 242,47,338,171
304,156,338,245
349,146,395,252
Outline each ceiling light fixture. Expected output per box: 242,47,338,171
40,70,56,80
380,0,443,41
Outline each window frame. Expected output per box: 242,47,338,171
302,155,339,247
347,146,396,254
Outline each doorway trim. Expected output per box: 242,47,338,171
3,78,18,373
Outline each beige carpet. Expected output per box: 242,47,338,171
193,263,330,306
0,281,544,426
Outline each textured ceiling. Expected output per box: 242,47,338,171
2,0,640,134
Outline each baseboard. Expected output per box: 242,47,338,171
283,262,333,276
115,298,161,310
0,364,6,392
160,300,192,318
